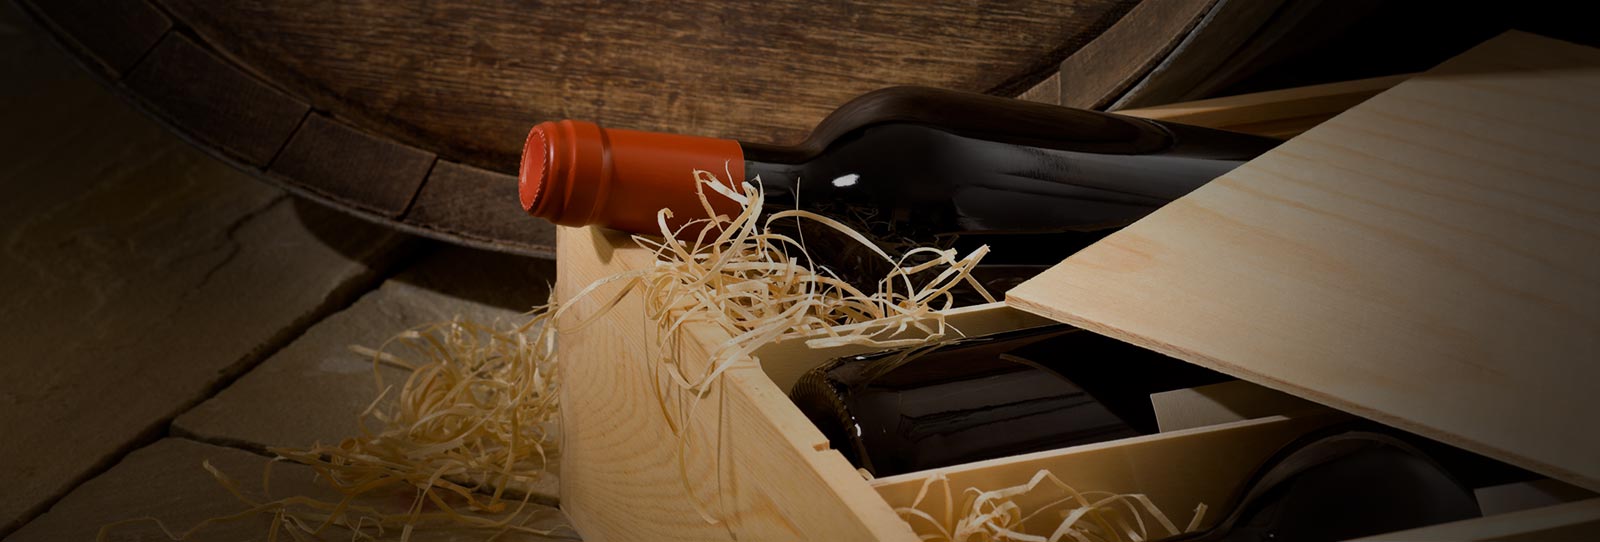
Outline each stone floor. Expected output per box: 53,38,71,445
0,3,569,539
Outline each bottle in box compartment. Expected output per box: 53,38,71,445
788,324,1231,478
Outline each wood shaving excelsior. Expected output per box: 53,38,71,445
99,313,565,541
555,170,997,525
896,470,1206,542
106,168,993,540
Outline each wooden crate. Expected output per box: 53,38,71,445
553,69,1600,540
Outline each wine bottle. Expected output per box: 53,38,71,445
1162,425,1481,542
788,324,1230,478
518,86,1279,241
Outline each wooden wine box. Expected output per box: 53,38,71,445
553,32,1600,541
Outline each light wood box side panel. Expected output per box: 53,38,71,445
556,226,916,541
1151,380,1324,432
870,413,1345,535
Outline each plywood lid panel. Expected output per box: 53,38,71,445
1006,31,1600,491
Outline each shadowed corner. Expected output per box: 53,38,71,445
291,195,558,313
1418,31,1600,81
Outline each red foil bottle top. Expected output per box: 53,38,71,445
520,120,746,234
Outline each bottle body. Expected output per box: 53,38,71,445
789,324,1230,477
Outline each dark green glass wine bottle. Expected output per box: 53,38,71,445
788,325,1230,477
520,86,1277,240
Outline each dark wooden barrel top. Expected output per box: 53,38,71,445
46,0,1492,258
163,1,1140,164
17,0,1182,256
21,0,1592,256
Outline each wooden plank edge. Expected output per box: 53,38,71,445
11,0,555,258
1151,380,1325,433
403,161,558,254
114,90,552,257
1056,0,1219,109
869,411,1343,489
1115,73,1413,127
266,171,555,258
554,226,916,541
124,31,310,166
268,113,436,218
1106,0,1287,110
1017,72,1062,105
1004,294,1600,494
870,411,1349,536
752,302,1058,392
683,324,921,542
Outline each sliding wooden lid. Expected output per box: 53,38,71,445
1006,32,1600,491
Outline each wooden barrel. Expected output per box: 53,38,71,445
20,0,1584,256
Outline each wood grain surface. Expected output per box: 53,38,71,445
1095,0,1282,109
752,303,1056,394
1008,32,1600,491
1055,0,1213,109
1126,0,1378,108
555,226,918,541
19,0,1482,257
547,67,1600,539
1149,380,1322,433
124,32,310,167
1113,74,1410,139
27,0,1341,258
160,0,1138,170
405,160,558,254
871,413,1345,536
270,113,437,218
24,0,1147,258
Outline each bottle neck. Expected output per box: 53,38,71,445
519,120,748,234
743,159,804,205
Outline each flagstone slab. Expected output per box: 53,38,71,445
0,3,409,533
174,245,561,503
9,438,576,541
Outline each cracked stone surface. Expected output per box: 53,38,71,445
8,438,576,541
0,4,410,534
174,244,562,504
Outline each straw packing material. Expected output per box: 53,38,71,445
898,470,1205,542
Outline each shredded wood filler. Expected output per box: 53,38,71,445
107,171,1187,541
898,470,1205,542
562,169,996,367
555,171,996,525
98,314,563,541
